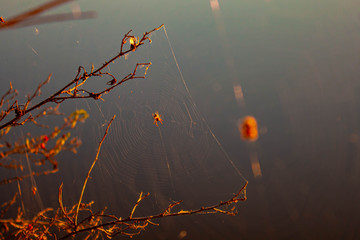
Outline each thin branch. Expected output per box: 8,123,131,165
74,115,116,226
129,192,150,219
59,182,247,239
0,193,18,218
58,183,74,227
0,24,163,130
0,169,58,185
24,74,52,110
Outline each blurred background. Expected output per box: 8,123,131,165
1,0,360,239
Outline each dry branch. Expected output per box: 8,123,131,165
58,182,247,239
74,115,115,226
0,24,163,131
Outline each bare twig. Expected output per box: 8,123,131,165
0,82,18,123
0,169,58,185
129,192,150,219
0,193,18,218
74,115,116,226
59,184,74,227
58,182,247,239
0,24,164,130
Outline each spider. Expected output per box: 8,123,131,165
152,112,163,127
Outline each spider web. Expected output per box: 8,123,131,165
77,27,248,210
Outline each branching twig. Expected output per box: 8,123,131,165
58,182,248,239
129,192,150,219
0,24,164,131
58,184,74,227
0,82,18,123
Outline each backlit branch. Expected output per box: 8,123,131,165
0,24,164,131
58,182,247,239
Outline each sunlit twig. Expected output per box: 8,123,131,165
74,115,116,226
0,24,164,130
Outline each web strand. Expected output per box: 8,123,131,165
162,26,248,183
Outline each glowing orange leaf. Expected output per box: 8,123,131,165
239,116,258,141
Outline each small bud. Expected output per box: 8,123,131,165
107,79,117,85
31,187,37,195
130,37,136,51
